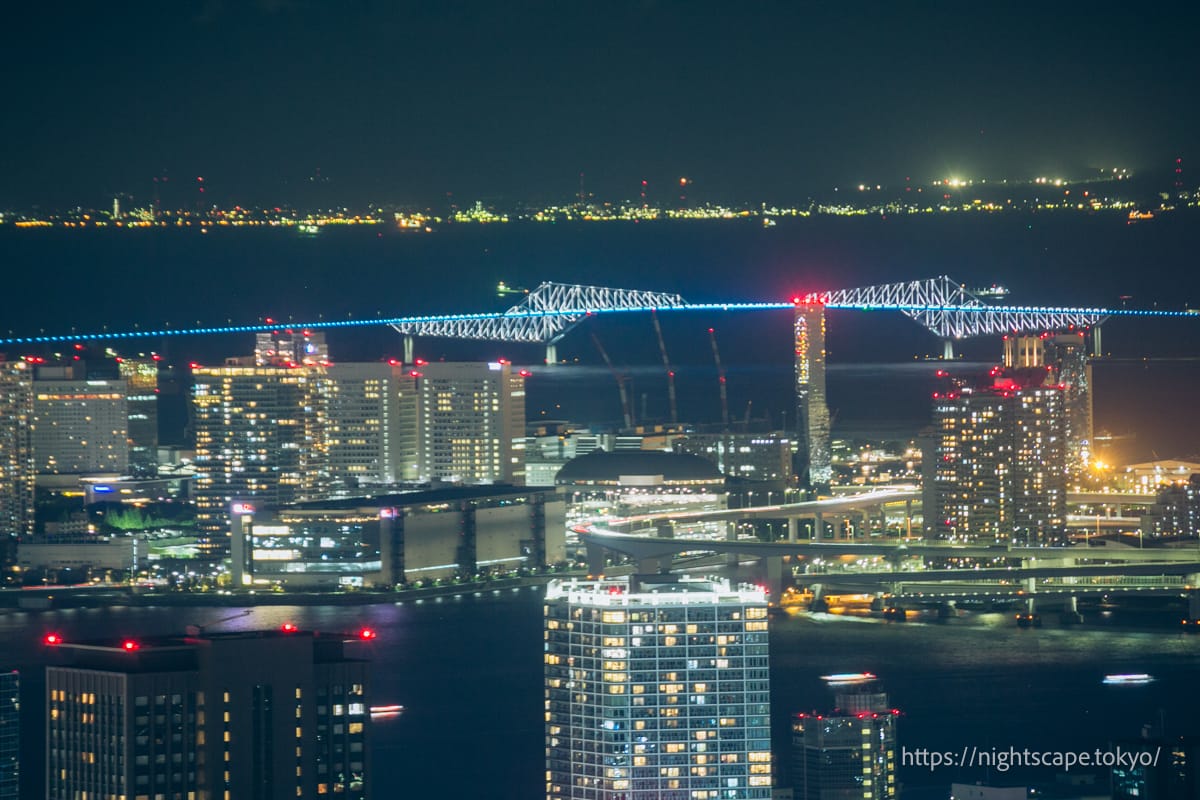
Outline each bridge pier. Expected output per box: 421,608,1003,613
403,335,414,364
942,339,955,360
808,581,828,613
585,542,607,577
1061,595,1084,625
814,511,824,541
545,343,557,366
937,601,957,620
655,521,674,539
787,517,799,543
1093,324,1103,358
751,557,786,602
1187,590,1200,623
870,594,886,612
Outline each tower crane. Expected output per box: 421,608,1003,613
650,311,678,425
591,332,634,429
707,327,730,429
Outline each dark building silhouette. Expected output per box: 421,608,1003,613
45,628,372,799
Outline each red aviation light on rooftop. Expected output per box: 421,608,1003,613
358,628,377,640
408,370,422,378
414,358,427,366
281,622,298,633
518,369,532,378
188,362,200,370
387,358,399,366
122,640,139,652
44,633,63,645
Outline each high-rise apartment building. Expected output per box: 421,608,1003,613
544,576,772,799
45,629,371,800
119,357,160,478
31,378,128,475
794,300,831,489
929,369,1067,544
1003,333,1093,469
191,366,328,553
0,367,34,547
325,362,419,488
791,688,898,800
0,670,16,800
416,361,526,484
1045,333,1094,469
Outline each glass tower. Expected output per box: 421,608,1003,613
545,576,772,799
794,301,831,490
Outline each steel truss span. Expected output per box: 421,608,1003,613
812,275,1142,339
390,282,687,344
0,276,1193,347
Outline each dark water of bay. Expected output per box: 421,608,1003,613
3,594,1199,798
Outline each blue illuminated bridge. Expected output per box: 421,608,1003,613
2,276,1194,356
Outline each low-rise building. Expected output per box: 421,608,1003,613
231,485,565,588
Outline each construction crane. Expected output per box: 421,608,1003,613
650,311,678,425
591,331,633,429
185,609,253,637
707,327,730,429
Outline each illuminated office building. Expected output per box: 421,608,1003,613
544,576,772,799
325,362,420,488
416,361,526,485
118,357,160,478
191,366,329,554
791,689,898,800
255,329,329,367
0,367,34,544
673,433,795,485
929,369,1067,544
794,300,831,489
31,378,128,476
45,629,370,800
0,670,16,800
1140,475,1200,539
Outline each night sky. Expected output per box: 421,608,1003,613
4,1,1197,208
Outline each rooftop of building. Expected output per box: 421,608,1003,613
282,483,557,513
555,449,724,484
41,627,374,673
546,576,766,605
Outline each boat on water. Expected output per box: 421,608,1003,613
369,704,405,718
1102,674,1153,685
819,672,877,685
